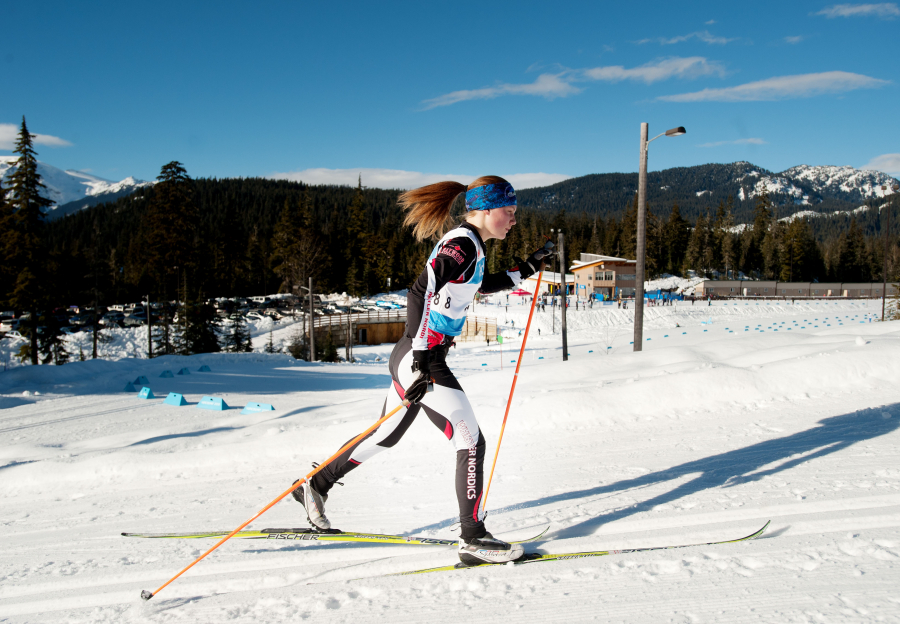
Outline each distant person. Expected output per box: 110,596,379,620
294,176,552,566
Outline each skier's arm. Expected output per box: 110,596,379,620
479,243,555,294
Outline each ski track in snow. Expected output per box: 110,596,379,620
0,299,898,623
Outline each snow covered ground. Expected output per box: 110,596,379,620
1,298,898,622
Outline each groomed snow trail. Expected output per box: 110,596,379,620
0,299,898,623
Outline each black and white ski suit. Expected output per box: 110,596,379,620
311,223,525,539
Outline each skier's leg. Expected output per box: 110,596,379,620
415,350,488,541
310,338,419,497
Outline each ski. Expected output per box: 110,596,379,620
122,525,549,546
385,520,770,576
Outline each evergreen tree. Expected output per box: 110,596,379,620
271,190,324,296
265,329,277,353
761,220,782,280
619,196,638,259
320,330,338,362
740,193,772,277
834,218,869,282
683,213,707,276
780,217,822,281
345,177,370,295
37,312,69,365
0,177,13,306
714,198,736,278
144,162,198,300
180,300,221,354
223,314,252,353
6,117,53,365
663,203,691,275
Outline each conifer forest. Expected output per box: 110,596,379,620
2,118,899,363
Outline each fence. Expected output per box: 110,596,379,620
302,310,496,345
458,315,498,342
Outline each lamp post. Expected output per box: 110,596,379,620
883,184,899,321
634,123,686,352
558,230,568,361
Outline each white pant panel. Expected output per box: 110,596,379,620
348,348,481,462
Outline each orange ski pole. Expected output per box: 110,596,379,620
480,264,545,517
141,398,411,601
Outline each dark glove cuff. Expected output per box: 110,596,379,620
412,349,430,373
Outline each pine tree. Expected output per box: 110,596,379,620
180,300,221,354
223,314,252,353
6,117,53,365
714,198,736,278
265,329,277,353
37,312,69,365
664,203,691,275
0,177,13,306
682,213,707,276
345,177,371,295
144,162,198,300
320,330,338,362
271,189,324,296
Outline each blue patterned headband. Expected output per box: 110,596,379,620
465,183,517,212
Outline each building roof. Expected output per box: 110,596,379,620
523,270,574,285
569,258,636,271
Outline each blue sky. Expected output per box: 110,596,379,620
2,1,898,188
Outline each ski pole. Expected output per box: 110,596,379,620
480,259,546,518
141,398,411,601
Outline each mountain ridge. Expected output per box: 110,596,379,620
0,156,153,220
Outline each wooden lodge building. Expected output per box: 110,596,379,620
569,254,637,300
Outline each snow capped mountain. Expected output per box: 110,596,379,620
0,156,152,219
733,162,897,205
781,164,896,201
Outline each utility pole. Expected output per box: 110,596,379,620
308,277,316,362
883,185,899,321
551,229,556,334
634,123,649,352
346,310,352,362
146,294,152,358
559,230,568,361
633,122,686,352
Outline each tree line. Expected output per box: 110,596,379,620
3,118,899,365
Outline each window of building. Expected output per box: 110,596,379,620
764,288,768,292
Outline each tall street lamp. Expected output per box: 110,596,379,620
882,184,899,321
634,123,686,352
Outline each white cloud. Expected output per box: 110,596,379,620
421,73,580,109
583,56,726,84
705,19,717,25
423,57,724,108
658,71,889,102
636,30,737,45
698,138,767,147
862,153,900,176
784,35,805,44
0,123,72,150
816,3,900,18
267,168,572,191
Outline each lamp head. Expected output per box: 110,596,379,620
665,126,687,137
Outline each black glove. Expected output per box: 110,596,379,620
515,240,555,279
405,350,433,404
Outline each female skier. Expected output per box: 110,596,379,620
293,176,552,565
